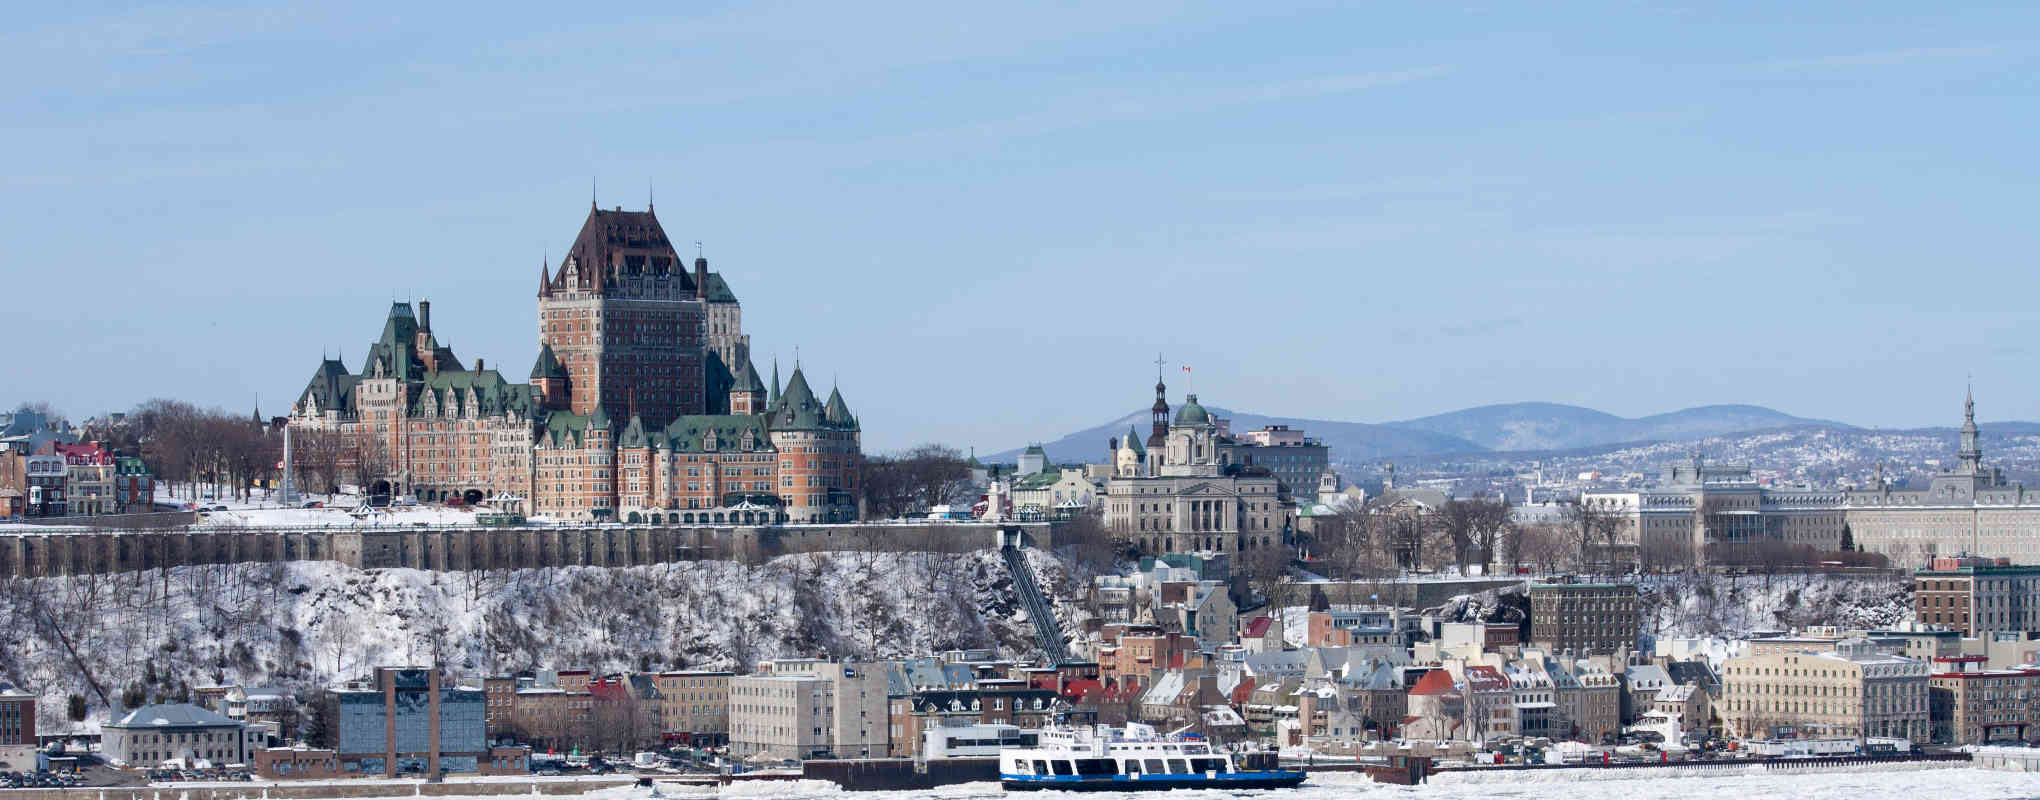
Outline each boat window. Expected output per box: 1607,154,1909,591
1123,760,1141,775
1031,760,1048,774
1051,761,1074,776
1144,759,1166,774
1168,759,1191,774
1193,758,1227,773
1074,759,1116,776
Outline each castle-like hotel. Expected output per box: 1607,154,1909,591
290,201,860,523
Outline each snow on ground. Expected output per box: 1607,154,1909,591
194,505,482,527
0,549,1059,733
257,765,2033,800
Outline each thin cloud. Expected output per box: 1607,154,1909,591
1757,43,2011,73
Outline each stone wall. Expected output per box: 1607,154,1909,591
0,522,1056,578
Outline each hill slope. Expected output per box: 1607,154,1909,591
986,407,1483,466
1383,402,1848,452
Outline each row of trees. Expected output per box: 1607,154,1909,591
73,398,394,502
82,400,279,503
856,443,975,519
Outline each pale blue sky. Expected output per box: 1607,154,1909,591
6,2,2038,452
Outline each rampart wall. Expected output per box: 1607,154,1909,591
0,522,1056,578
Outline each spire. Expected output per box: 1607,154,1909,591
1959,379,1983,475
770,358,781,406
538,257,552,298
647,177,654,212
591,176,597,210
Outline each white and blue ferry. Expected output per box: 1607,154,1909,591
998,723,1305,792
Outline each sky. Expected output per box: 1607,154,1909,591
6,1,2039,453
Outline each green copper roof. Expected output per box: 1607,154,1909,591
1174,394,1210,425
770,367,828,430
530,342,568,380
620,413,649,448
1122,425,1146,456
824,387,855,428
702,272,739,304
659,414,775,452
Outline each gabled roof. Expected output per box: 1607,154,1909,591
108,703,240,729
1408,669,1458,696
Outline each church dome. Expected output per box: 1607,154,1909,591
1174,394,1210,425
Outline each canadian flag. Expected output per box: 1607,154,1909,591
1181,366,1192,373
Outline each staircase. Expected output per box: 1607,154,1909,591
1001,544,1071,664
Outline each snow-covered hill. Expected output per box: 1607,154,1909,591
0,548,1077,733
1435,571,1913,655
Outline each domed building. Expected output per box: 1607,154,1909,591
1101,372,1295,557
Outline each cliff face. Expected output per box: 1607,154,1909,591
0,548,1075,733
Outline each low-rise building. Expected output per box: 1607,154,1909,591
1927,656,2040,745
654,670,731,745
102,703,263,767
0,685,34,747
729,674,830,761
334,667,502,777
1722,637,1930,743
1914,557,2040,637
1528,582,1639,655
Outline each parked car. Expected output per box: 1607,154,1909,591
303,501,324,508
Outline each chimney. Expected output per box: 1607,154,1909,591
475,358,484,371
418,299,431,331
695,257,709,299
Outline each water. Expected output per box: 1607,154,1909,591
635,766,2037,800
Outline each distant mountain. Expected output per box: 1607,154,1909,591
1382,402,1850,452
984,407,1483,466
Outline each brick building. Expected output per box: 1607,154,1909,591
0,685,34,746
1928,657,2039,745
1528,582,1640,655
289,202,861,522
1915,557,2040,637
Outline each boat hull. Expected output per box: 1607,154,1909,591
1001,772,1307,792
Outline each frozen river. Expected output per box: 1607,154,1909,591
630,766,2036,800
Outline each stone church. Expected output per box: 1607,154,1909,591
1102,374,1292,556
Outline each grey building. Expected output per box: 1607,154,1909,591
102,704,262,767
1104,384,1290,557
1847,389,2040,565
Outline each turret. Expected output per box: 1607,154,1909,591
695,256,709,299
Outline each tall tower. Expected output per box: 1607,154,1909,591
1959,382,1983,475
537,203,716,428
1148,374,1169,453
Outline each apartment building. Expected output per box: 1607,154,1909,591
1721,638,1930,743
654,671,731,745
1928,657,2039,745
1528,583,1640,655
1914,557,2040,637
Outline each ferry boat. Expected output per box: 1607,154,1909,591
998,723,1305,792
